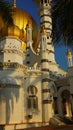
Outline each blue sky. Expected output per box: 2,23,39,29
8,0,68,70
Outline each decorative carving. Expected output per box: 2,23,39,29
0,62,26,70
0,49,24,57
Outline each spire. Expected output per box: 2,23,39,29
66,49,72,67
66,49,72,58
26,20,30,28
13,0,16,8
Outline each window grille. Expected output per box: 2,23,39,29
27,86,38,110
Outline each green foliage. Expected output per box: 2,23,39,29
52,0,73,47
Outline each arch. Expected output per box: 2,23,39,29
49,81,57,97
27,85,37,95
61,90,70,99
27,85,38,110
57,86,72,117
57,86,70,98
44,0,47,3
41,0,43,4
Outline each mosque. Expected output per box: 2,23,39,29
0,0,73,130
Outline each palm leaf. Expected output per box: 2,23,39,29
52,0,73,47
0,0,13,26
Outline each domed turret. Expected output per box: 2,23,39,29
66,49,72,58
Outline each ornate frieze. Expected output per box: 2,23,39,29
0,84,20,88
0,62,26,70
0,49,24,57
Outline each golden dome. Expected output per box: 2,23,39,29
21,41,26,51
66,49,72,58
0,8,38,51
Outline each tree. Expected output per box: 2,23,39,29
0,0,13,26
52,0,73,47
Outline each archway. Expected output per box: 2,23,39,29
49,81,57,115
61,90,72,117
57,87,72,117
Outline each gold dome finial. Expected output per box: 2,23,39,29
26,20,32,28
66,49,72,58
26,20,29,27
13,0,16,8
41,25,47,34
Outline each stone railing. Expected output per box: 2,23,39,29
0,62,26,70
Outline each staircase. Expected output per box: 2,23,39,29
49,115,73,126
58,116,73,124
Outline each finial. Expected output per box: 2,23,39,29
13,0,16,8
26,20,32,28
26,20,30,27
40,25,47,34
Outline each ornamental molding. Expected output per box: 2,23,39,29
0,49,24,57
40,5,51,11
0,84,20,88
0,62,27,70
27,69,42,77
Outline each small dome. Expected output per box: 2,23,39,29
66,49,72,57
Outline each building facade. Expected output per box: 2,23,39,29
0,0,73,130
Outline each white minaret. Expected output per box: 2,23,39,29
39,0,55,63
26,22,33,67
40,26,53,125
66,49,72,67
34,0,57,71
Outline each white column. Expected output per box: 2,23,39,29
26,24,32,67
41,27,53,124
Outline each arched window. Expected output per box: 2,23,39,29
27,85,37,95
27,96,38,109
27,85,38,110
44,0,47,3
48,0,49,3
44,0,49,4
41,0,43,4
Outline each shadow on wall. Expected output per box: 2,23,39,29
0,76,19,124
